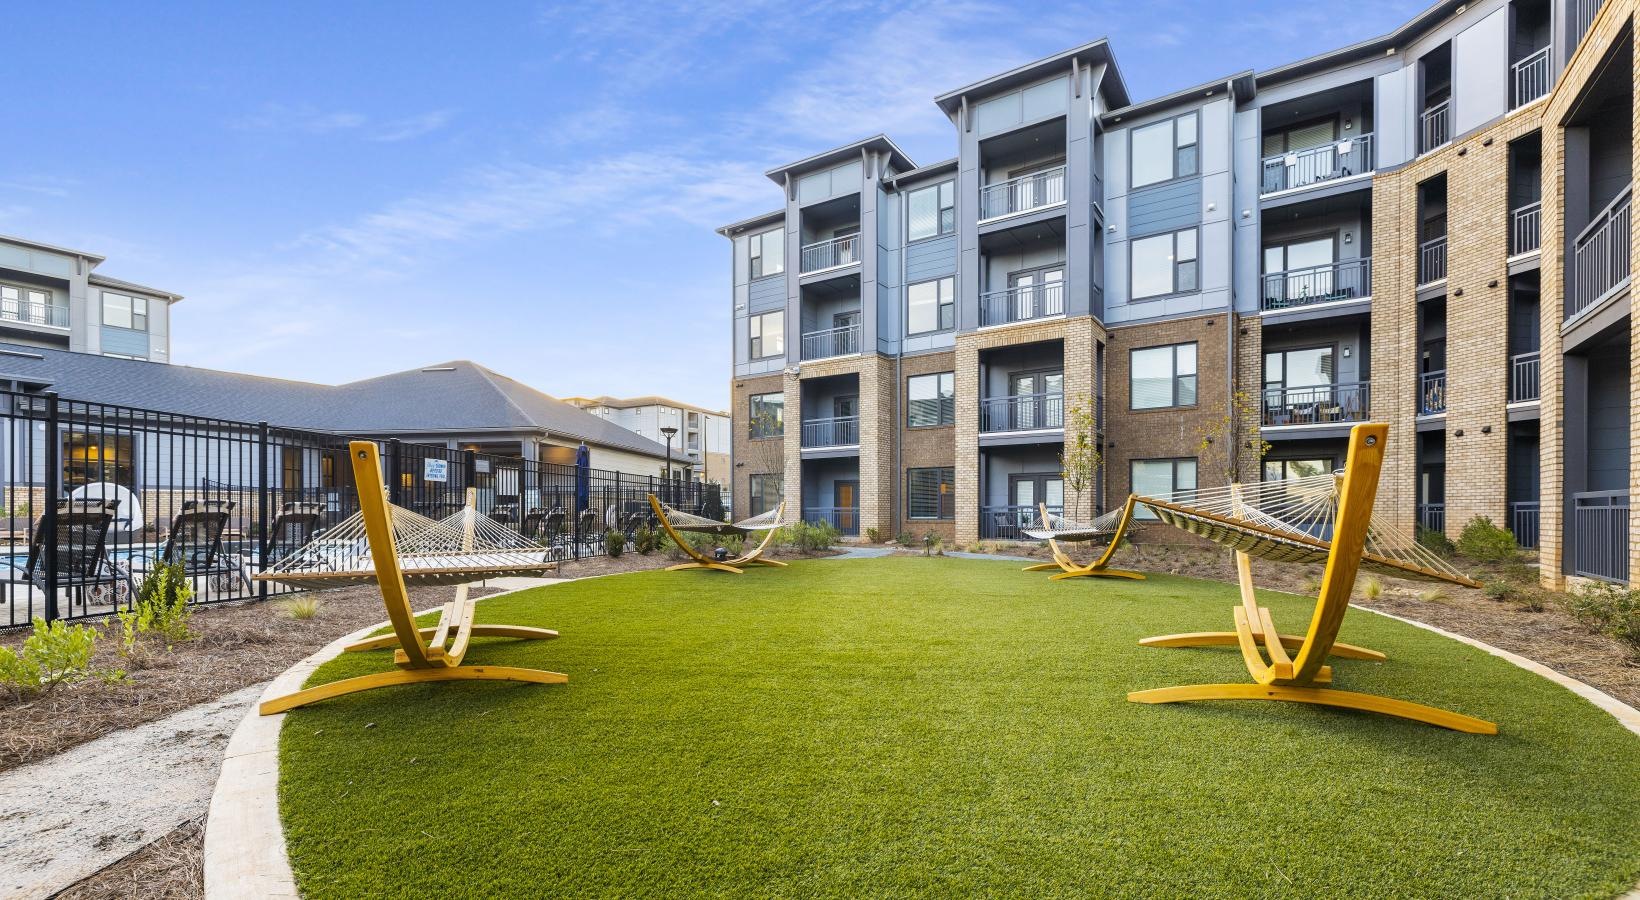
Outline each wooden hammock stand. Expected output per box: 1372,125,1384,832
1022,495,1146,581
257,441,565,715
1127,423,1497,734
647,494,788,575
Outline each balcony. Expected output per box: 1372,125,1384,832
1510,352,1540,403
1418,370,1447,416
979,282,1064,327
1568,185,1632,320
1261,258,1371,311
1418,503,1446,535
1261,381,1370,427
980,504,1059,541
800,234,859,274
1510,202,1542,256
800,416,859,449
1511,501,1540,550
1571,491,1629,583
1260,134,1374,195
1573,0,1608,44
979,393,1063,434
0,299,69,329
799,323,861,361
1511,47,1552,109
979,166,1065,221
803,505,859,536
1419,100,1451,154
1418,236,1448,285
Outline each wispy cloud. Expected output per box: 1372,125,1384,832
231,103,454,142
0,174,78,198
371,110,456,142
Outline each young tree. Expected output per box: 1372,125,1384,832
1059,394,1104,521
1195,389,1271,485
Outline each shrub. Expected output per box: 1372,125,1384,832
1564,582,1640,651
1417,526,1456,558
604,530,626,558
865,527,883,544
718,534,745,556
118,562,195,655
699,488,725,523
1418,587,1449,604
1456,516,1520,563
923,532,943,557
1359,575,1385,600
0,617,100,697
632,526,654,555
895,531,917,547
282,596,322,620
1481,580,1517,602
785,521,839,554
1301,574,1322,594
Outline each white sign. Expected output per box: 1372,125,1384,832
423,458,449,482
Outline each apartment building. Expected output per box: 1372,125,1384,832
563,395,732,484
722,0,1637,588
0,234,179,362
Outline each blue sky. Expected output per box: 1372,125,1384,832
5,1,1422,410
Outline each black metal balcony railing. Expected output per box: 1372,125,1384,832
803,506,860,536
800,233,859,273
800,416,859,449
1510,352,1540,403
1568,185,1632,320
0,299,70,328
980,165,1066,220
1511,46,1553,109
1261,258,1371,310
979,282,1064,327
1572,491,1629,583
1417,503,1446,535
1573,0,1608,43
1419,236,1448,285
1420,100,1451,154
979,504,1061,541
799,323,861,360
1510,501,1540,550
1260,133,1374,195
1419,370,1447,416
979,392,1064,433
1510,201,1542,256
1261,381,1371,427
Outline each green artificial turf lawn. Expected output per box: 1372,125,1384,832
278,557,1640,899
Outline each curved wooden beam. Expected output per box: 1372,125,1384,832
258,664,568,716
1126,683,1497,734
1024,499,1145,580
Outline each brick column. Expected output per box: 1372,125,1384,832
782,369,803,522
954,336,982,544
857,355,896,537
1368,174,1419,534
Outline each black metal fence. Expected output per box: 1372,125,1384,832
0,389,717,628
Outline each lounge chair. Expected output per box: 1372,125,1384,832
5,499,134,610
133,499,248,593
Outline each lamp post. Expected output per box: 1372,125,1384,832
660,426,678,505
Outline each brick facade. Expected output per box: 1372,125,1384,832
728,372,786,522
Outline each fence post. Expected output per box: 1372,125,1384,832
388,439,403,506
256,422,269,600
41,391,59,623
465,450,478,511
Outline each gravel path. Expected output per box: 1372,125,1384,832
0,684,263,899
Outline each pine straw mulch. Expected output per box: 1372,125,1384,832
57,816,205,900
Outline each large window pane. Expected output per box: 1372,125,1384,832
908,185,939,241
907,372,955,427
1131,233,1175,299
907,467,954,519
1131,120,1174,187
907,280,938,334
1131,346,1175,409
749,393,784,438
1284,347,1334,386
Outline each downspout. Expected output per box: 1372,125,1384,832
1226,79,1241,486
894,180,905,540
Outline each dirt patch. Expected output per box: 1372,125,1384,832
0,584,498,774
56,816,203,900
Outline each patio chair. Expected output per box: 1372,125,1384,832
488,501,518,525
247,500,328,572
5,499,134,610
134,499,248,593
576,507,603,553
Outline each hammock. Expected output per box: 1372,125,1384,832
255,500,557,590
653,502,782,537
1024,505,1140,543
1134,472,1479,587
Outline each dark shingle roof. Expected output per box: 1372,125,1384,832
0,345,669,458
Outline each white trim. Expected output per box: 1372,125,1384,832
977,199,1067,226
1260,421,1362,434
978,427,1065,439
800,444,860,453
799,352,862,364
798,260,862,279
977,313,1066,332
1505,248,1541,266
1257,170,1374,202
1258,295,1372,317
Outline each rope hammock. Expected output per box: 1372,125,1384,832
1134,471,1480,587
1024,505,1142,543
651,501,783,537
256,499,557,590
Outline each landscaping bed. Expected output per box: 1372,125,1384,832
276,558,1640,898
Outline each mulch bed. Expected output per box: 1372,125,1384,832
57,816,204,900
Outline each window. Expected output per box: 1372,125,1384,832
748,393,784,439
907,372,955,427
907,276,955,335
749,311,784,359
1130,112,1199,188
1263,458,1332,481
1130,343,1198,410
749,474,783,517
907,467,955,519
1264,346,1335,390
102,291,149,331
907,180,955,241
1130,228,1198,299
748,227,785,279
1130,458,1197,519
0,283,57,326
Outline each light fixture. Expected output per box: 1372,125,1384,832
1343,232,1354,244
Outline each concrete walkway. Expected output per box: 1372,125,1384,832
0,683,264,898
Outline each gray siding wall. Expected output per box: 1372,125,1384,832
1127,179,1202,236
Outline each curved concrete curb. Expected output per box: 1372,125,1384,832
203,579,1640,898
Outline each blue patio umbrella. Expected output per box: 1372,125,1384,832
574,444,590,514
